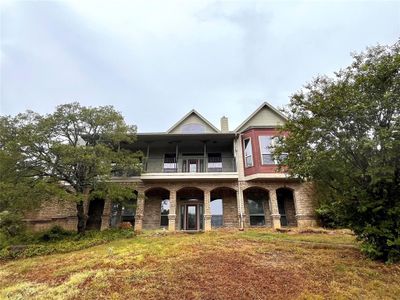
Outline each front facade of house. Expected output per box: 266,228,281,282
24,102,316,232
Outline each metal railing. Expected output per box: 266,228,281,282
110,156,237,177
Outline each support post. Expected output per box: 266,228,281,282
134,191,145,232
269,189,281,229
204,189,212,231
168,189,177,231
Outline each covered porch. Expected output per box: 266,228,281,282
132,181,313,232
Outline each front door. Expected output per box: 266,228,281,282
186,205,197,230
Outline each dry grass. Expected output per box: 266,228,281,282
1,228,399,300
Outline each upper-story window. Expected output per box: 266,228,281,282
208,153,222,172
259,136,285,165
243,138,253,167
259,136,275,165
163,153,177,172
181,123,206,133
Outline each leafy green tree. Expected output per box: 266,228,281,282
0,118,71,244
1,103,142,234
275,42,400,262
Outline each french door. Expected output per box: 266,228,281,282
186,205,197,230
180,203,204,230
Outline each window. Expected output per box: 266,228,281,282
163,153,177,172
181,123,206,133
211,199,223,227
243,138,253,167
160,199,170,226
259,136,275,164
248,198,265,226
259,136,288,165
208,153,222,172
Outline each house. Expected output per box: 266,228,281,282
25,102,316,232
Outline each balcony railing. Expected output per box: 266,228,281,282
144,156,236,173
110,156,237,177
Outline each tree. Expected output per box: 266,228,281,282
1,103,142,234
0,118,71,244
274,41,400,262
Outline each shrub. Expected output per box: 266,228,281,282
37,225,75,242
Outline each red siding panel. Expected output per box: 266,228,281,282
241,128,286,176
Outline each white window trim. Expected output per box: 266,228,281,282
243,138,254,168
259,136,275,165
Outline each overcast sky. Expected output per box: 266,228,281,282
1,0,399,132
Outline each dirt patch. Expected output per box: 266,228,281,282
130,250,312,300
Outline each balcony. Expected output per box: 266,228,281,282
144,156,236,173
110,156,238,181
140,155,237,180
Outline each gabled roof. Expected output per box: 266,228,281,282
235,101,288,133
167,109,220,133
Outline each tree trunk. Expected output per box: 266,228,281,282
77,201,86,234
77,187,90,234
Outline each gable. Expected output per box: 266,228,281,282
167,110,220,134
235,103,287,132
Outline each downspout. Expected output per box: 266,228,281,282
235,132,245,231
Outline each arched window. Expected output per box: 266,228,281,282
181,123,206,133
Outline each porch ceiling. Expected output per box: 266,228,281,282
124,133,235,150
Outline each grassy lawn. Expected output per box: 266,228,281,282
1,228,399,300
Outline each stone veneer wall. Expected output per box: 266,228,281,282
143,196,163,230
222,194,239,228
23,199,78,231
284,198,297,227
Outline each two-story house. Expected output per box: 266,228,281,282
25,102,316,232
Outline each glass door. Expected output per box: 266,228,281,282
186,205,197,230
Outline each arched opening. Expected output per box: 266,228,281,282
86,198,105,230
211,187,237,228
109,190,137,228
211,199,223,228
144,187,170,230
276,188,297,227
243,187,270,227
177,187,204,231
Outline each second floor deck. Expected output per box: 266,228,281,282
112,132,239,180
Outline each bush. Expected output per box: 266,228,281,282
37,225,75,242
0,211,25,237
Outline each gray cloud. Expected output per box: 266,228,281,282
1,0,399,131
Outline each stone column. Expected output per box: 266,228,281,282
204,189,212,231
134,191,145,232
294,187,316,227
168,189,177,232
101,199,112,230
269,189,281,229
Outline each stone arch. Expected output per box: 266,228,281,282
243,186,271,227
276,187,297,227
243,186,270,193
176,187,204,200
210,186,237,193
144,186,169,194
210,187,237,228
109,189,138,229
143,187,170,230
176,187,204,231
